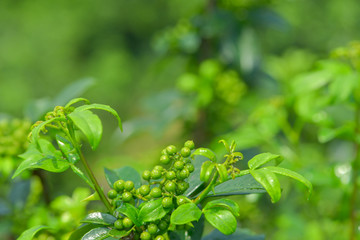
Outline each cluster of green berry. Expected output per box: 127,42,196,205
106,140,196,240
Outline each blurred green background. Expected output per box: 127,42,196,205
1,0,360,239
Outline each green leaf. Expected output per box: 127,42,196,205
264,166,313,198
81,227,110,240
65,98,91,109
215,164,228,183
68,110,103,150
31,117,65,143
70,165,95,190
69,223,102,240
115,203,140,227
17,225,50,240
138,199,167,223
191,148,217,162
206,175,265,198
185,156,207,198
204,199,240,217
170,202,202,225
80,212,117,226
250,169,281,203
108,229,132,238
200,161,215,182
73,103,122,131
219,139,230,152
104,166,141,189
56,134,80,164
13,140,70,178
247,153,283,170
203,207,237,235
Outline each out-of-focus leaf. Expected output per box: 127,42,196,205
80,212,117,226
54,78,95,106
203,228,265,240
69,223,102,240
17,225,49,240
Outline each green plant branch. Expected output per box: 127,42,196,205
193,171,219,205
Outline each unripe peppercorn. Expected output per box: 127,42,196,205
174,160,184,170
114,219,124,229
123,217,133,229
151,169,162,179
140,231,151,240
139,185,150,196
124,181,135,191
185,163,195,173
114,180,125,192
150,187,162,198
162,197,173,209
142,170,151,181
165,181,176,193
160,155,171,165
180,147,191,157
107,189,118,199
154,165,163,171
177,181,189,194
147,223,158,235
176,196,189,205
166,145,177,155
161,148,168,155
166,171,176,180
158,220,168,230
122,191,133,202
154,235,165,240
178,168,190,180
184,140,195,150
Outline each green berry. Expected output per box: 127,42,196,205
166,145,177,155
162,197,173,208
150,187,162,198
174,161,184,170
142,170,151,181
158,220,168,230
147,223,158,235
184,140,195,150
166,171,176,180
178,168,190,180
154,235,165,240
114,219,124,229
177,181,189,194
161,148,168,155
114,180,125,192
124,181,135,191
154,165,163,171
160,155,171,165
165,181,176,193
123,217,133,229
140,231,151,240
185,163,194,173
107,189,118,199
139,185,150,196
151,169,162,179
122,191,133,202
180,147,191,157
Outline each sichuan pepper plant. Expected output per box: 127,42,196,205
13,98,312,240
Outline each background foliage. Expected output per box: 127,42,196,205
1,0,360,239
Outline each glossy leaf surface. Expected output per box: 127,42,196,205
248,153,283,170
170,202,202,225
250,169,281,203
204,199,240,217
80,212,117,226
81,227,110,240
191,148,217,162
115,203,140,226
138,199,167,223
203,207,237,235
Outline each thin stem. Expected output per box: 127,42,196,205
350,105,360,240
193,172,219,205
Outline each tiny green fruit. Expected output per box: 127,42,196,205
166,171,176,180
165,181,176,193
123,217,134,229
174,161,184,170
107,189,118,199
166,145,177,155
151,169,162,179
140,231,151,240
114,180,125,192
114,219,124,230
160,155,171,164
142,170,151,181
185,163,195,173
180,147,191,157
162,197,173,209
147,223,158,235
139,185,150,196
154,235,165,240
184,140,195,150
150,187,162,198
122,191,133,202
124,181,135,191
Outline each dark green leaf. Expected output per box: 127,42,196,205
104,166,141,189
191,148,217,162
17,225,50,240
80,212,117,226
68,110,102,150
69,223,102,240
247,153,283,170
56,134,80,164
81,227,110,240
115,203,140,226
185,156,207,198
250,169,281,203
203,207,237,235
204,199,240,217
170,202,202,225
138,199,167,223
73,103,122,131
206,175,265,197
264,166,313,198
